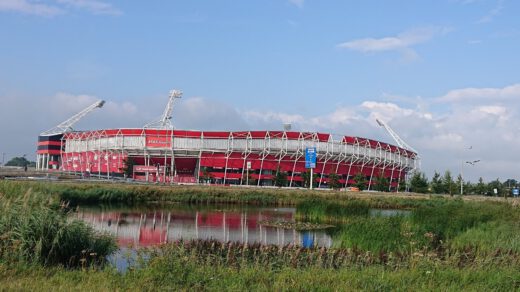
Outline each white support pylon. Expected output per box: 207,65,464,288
376,119,419,155
40,100,105,136
144,89,182,129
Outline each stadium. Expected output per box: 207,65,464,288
36,90,419,191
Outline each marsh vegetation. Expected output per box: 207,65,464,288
1,180,519,290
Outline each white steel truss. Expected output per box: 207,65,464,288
40,100,105,136
144,89,182,129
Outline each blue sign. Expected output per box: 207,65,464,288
513,188,519,197
305,147,316,169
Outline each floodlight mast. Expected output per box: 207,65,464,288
376,119,419,155
144,89,183,129
40,100,105,136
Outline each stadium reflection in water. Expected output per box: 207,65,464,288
74,206,333,248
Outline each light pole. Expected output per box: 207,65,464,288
460,146,472,195
461,159,480,195
1,152,4,166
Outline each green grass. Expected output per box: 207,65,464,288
1,180,520,290
2,242,520,291
296,198,370,221
0,181,116,267
332,216,409,252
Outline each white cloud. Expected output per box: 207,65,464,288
288,0,304,8
0,0,121,16
437,83,520,103
55,0,121,15
0,0,63,16
337,26,451,60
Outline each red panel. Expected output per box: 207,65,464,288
174,158,197,173
210,172,225,178
226,157,245,168
37,141,62,146
225,173,242,179
231,131,249,138
317,133,330,142
321,162,337,174
268,131,284,138
361,168,373,176
278,161,293,172
173,130,202,138
336,164,348,175
104,129,119,136
356,137,369,146
202,131,230,138
343,136,356,144
249,131,267,138
293,161,306,173
300,132,314,140
144,129,172,136
285,132,300,139
37,149,61,155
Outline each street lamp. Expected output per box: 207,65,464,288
461,159,480,195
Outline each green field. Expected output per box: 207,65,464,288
1,180,519,291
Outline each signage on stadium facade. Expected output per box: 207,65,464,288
145,136,172,148
134,165,158,173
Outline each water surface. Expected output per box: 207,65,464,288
74,204,333,248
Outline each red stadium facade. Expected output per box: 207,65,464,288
36,128,418,191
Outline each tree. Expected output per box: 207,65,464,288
487,178,503,197
301,170,317,188
464,181,474,195
201,167,214,184
442,170,455,196
430,171,444,194
328,173,341,190
410,171,429,193
5,156,35,167
122,157,136,178
353,173,367,190
475,177,487,195
274,168,288,187
374,175,389,192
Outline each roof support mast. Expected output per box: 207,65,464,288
144,89,183,129
376,118,420,173
40,100,105,136
376,119,418,155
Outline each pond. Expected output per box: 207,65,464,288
73,203,410,271
73,204,333,248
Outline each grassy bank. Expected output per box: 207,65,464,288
2,240,520,291
4,180,437,207
1,180,520,290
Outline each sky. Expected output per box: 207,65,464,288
0,0,519,182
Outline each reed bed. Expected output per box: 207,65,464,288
0,182,116,267
147,239,520,270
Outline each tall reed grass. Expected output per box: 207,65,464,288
0,181,116,267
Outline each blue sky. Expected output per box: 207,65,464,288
1,0,519,181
